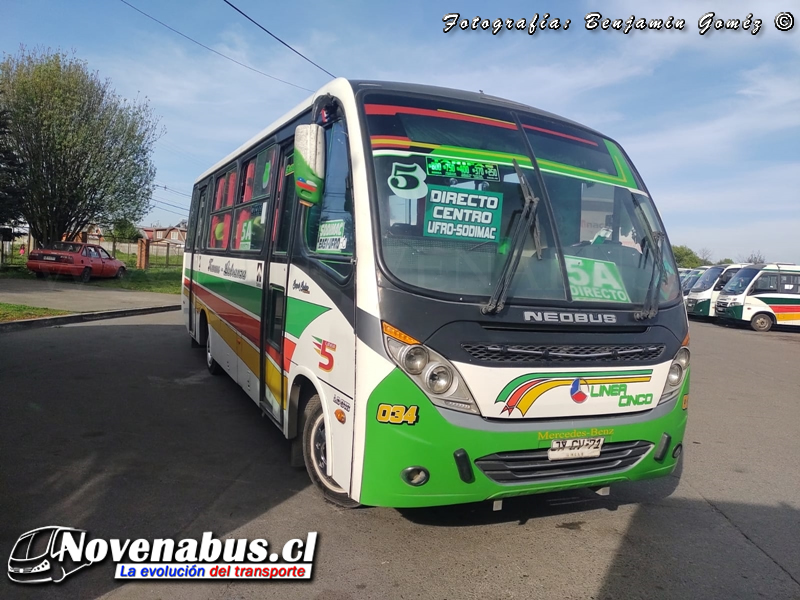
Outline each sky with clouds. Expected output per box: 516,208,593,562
2,0,798,263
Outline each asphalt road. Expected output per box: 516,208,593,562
0,278,179,312
1,314,799,600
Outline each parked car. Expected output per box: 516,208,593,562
27,242,126,282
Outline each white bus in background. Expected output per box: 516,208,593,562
685,264,745,318
716,263,800,331
681,266,709,298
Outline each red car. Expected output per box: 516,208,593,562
27,242,127,282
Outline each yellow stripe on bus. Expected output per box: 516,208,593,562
195,297,287,408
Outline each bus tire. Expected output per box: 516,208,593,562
205,323,224,375
301,395,359,508
750,313,774,332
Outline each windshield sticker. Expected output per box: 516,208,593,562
388,163,428,199
423,185,503,243
316,220,348,254
564,256,631,303
425,157,500,181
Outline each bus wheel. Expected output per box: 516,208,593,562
750,313,774,332
205,325,224,375
302,395,359,508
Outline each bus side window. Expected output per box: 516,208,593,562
303,120,354,278
753,273,778,293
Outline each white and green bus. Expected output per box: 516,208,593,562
685,263,744,318
183,79,690,508
716,263,800,331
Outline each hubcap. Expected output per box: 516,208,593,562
310,413,345,493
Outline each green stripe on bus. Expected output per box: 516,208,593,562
285,297,330,339
192,270,261,316
758,297,800,305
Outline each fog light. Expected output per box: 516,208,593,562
401,466,429,487
672,444,683,459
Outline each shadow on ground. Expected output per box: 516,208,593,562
0,322,310,600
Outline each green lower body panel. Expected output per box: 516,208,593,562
360,368,689,508
688,299,711,317
718,305,744,321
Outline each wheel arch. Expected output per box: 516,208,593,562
286,372,321,440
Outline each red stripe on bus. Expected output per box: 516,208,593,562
522,124,599,146
771,305,800,313
283,338,296,372
192,284,261,348
364,104,517,130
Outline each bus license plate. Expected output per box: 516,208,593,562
548,437,604,461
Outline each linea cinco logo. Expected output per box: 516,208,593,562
8,526,319,584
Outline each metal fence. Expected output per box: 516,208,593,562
0,236,183,270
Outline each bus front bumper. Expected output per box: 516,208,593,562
359,368,689,508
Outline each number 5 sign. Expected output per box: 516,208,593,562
388,163,428,199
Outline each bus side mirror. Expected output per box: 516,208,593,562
294,124,325,206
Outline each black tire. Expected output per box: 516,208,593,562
115,267,126,279
750,313,774,332
205,324,224,375
35,271,46,279
75,267,91,283
301,395,359,508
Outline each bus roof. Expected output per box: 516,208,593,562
194,78,607,186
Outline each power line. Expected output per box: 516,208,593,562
152,197,189,212
117,0,314,92
222,0,335,79
153,198,189,212
154,183,191,198
149,204,188,217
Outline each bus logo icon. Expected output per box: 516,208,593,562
8,526,92,584
570,379,588,403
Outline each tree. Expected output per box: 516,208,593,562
108,218,143,241
739,250,766,264
0,48,162,246
0,99,24,225
719,257,734,264
672,245,703,269
698,247,714,265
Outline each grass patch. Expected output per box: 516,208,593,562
113,251,183,269
88,268,183,294
0,266,36,279
0,302,72,323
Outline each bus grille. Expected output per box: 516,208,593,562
462,343,665,364
475,441,653,484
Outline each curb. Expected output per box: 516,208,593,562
0,304,181,334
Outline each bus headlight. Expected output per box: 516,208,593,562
401,345,428,375
667,363,683,386
659,346,690,405
382,322,480,415
425,363,452,394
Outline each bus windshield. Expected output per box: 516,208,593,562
691,266,725,292
363,93,680,308
722,267,761,295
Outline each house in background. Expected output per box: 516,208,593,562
64,224,104,243
140,225,187,246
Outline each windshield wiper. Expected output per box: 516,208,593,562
481,160,541,315
631,198,666,320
